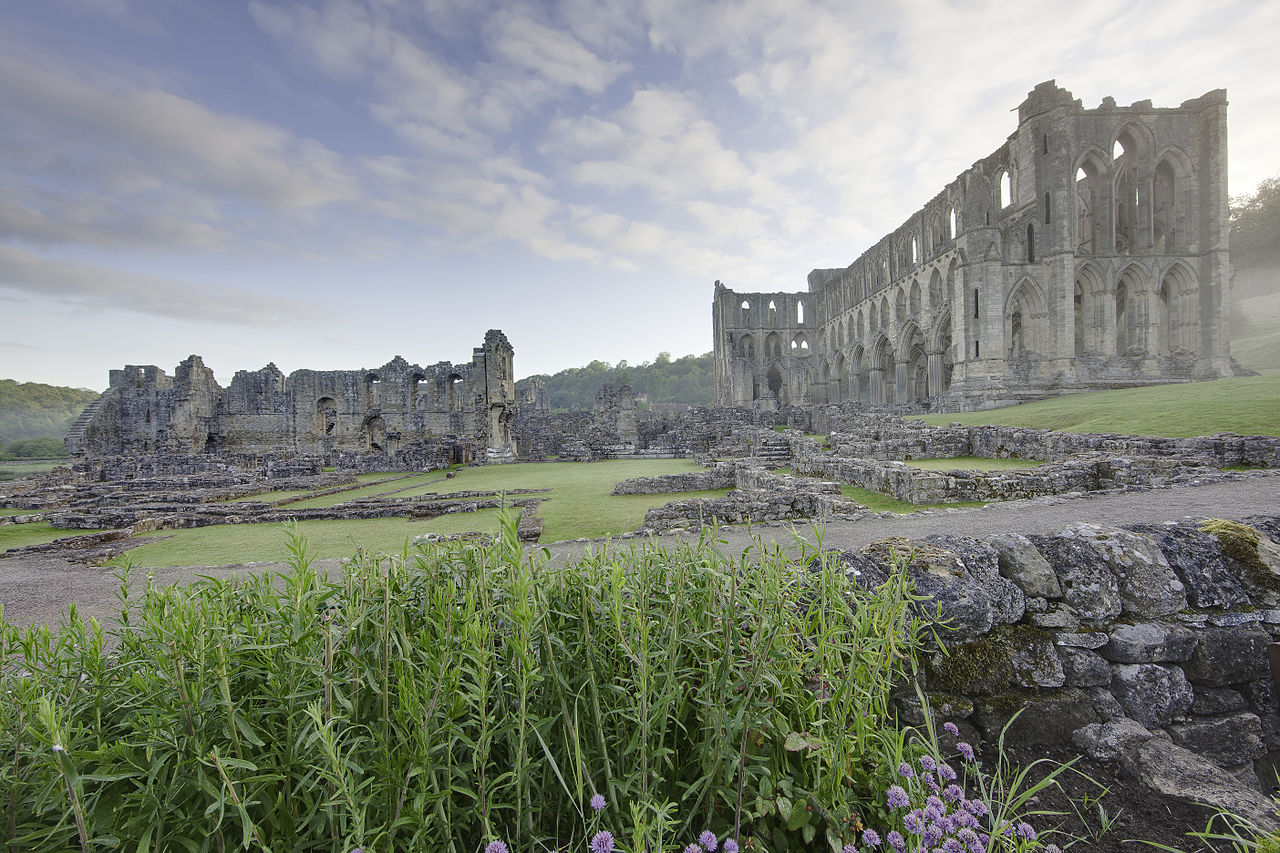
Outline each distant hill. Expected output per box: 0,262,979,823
0,380,100,451
518,352,714,410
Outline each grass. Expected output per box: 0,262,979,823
110,513,507,567
220,488,318,504
1,508,29,517
397,459,715,542
1231,290,1280,372
286,473,444,508
113,461,727,566
0,522,107,552
913,372,1280,436
903,456,1043,472
0,460,65,482
2,522,934,852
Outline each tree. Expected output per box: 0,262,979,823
1231,176,1280,271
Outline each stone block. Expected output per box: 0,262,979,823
1059,647,1112,687
1183,624,1271,687
1191,687,1247,716
972,688,1100,747
1073,717,1156,761
1111,663,1194,727
1102,622,1198,663
1031,531,1122,624
1128,521,1249,610
989,532,1062,598
925,625,1064,694
1169,712,1266,767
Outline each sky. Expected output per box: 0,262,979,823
2,0,1278,391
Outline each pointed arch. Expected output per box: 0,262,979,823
1005,276,1049,359
928,268,944,311
1114,263,1150,356
850,343,868,403
1074,147,1110,256
1153,147,1196,254
1073,261,1107,357
1157,260,1199,356
909,279,922,317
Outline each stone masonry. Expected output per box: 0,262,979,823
714,81,1232,410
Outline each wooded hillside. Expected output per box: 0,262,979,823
0,379,99,448
517,351,714,410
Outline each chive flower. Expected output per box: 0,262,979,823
700,830,719,850
591,793,607,812
943,721,959,736
485,843,509,853
591,830,615,853
863,828,882,847
723,841,739,853
887,784,909,810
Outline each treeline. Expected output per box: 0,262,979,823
518,351,714,410
0,379,99,456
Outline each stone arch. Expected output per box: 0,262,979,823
1005,276,1049,359
1114,263,1150,356
766,364,784,402
998,167,1013,208
894,288,907,325
900,323,929,402
930,310,954,397
738,333,756,358
316,397,337,437
880,294,891,331
362,414,387,452
1157,260,1200,356
909,280,922,317
790,332,811,356
873,335,896,405
832,351,846,403
364,372,380,410
1112,123,1153,255
856,308,865,341
928,268,943,311
1074,147,1110,256
410,373,427,409
1153,147,1195,254
1073,261,1108,357
851,343,869,403
764,331,782,358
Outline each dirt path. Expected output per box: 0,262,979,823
2,473,1278,629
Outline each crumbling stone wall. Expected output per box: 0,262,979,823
715,81,1232,411
839,516,1280,825
66,331,518,464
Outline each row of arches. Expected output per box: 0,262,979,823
738,332,810,358
1076,127,1197,257
828,260,957,353
823,314,955,405
737,298,806,327
1074,261,1201,359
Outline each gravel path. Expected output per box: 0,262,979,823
2,472,1278,629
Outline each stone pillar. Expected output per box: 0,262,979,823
869,367,884,405
895,361,908,405
927,350,944,399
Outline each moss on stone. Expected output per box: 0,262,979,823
1199,518,1279,593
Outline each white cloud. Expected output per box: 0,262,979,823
0,246,321,326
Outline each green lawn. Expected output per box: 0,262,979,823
285,473,443,508
0,522,107,552
400,459,716,542
1232,291,1280,372
110,460,724,566
0,460,66,482
108,513,508,567
914,372,1280,436
903,456,1043,471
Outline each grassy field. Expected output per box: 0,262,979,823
0,459,66,482
0,521,107,551
915,372,1280,436
904,456,1043,471
1232,290,1280,372
110,460,725,566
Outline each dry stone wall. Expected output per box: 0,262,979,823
835,515,1280,825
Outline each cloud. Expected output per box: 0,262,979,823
0,246,322,326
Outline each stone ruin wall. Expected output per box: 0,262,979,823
714,80,1232,411
65,330,518,468
838,517,1280,825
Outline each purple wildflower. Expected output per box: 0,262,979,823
1044,846,1063,853
963,798,988,818
724,842,739,853
903,812,922,833
684,846,702,853
591,830,615,853
485,843,509,853
943,784,964,803
887,785,910,810
938,764,956,782
926,795,945,813
919,755,937,773
897,761,915,779
1014,822,1036,840
843,845,857,853
942,840,963,853
954,811,978,829
700,830,719,851
943,722,959,736
956,742,975,762
924,775,940,793
591,793,607,812
887,830,905,851
864,828,882,847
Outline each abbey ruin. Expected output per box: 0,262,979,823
713,81,1233,409
65,330,518,465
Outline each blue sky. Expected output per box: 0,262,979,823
3,0,1278,390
